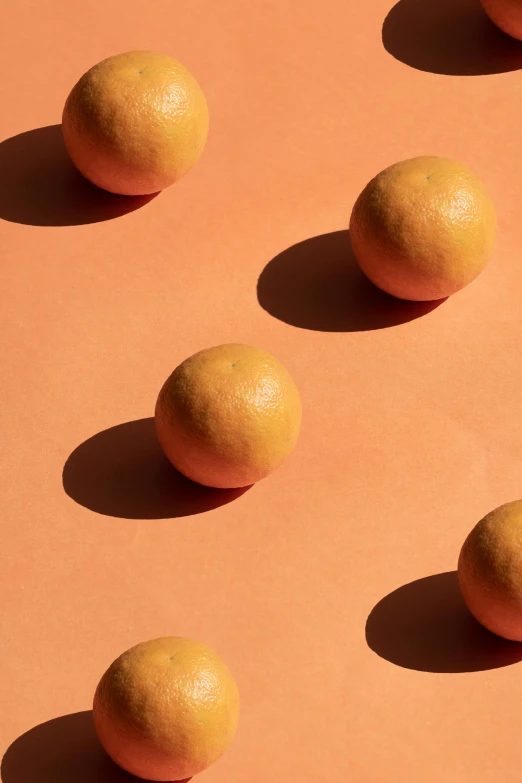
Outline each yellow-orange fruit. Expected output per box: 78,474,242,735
349,156,496,301
155,343,302,488
62,51,209,195
93,636,240,781
480,0,522,40
458,500,522,641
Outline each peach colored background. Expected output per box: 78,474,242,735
3,1,522,781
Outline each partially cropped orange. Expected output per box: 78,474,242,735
62,51,209,195
480,0,522,40
93,636,240,781
458,500,522,641
349,156,496,301
155,343,302,488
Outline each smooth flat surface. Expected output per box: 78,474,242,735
3,1,522,781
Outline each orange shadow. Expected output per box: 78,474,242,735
0,125,158,226
62,418,252,520
366,571,522,673
382,0,522,76
1,711,191,783
257,230,445,332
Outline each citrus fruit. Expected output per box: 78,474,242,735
480,0,522,40
458,500,522,641
349,156,496,301
62,51,209,195
155,343,302,488
93,636,240,781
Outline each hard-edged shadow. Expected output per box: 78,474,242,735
0,711,191,783
257,230,445,332
382,0,522,76
0,125,158,226
366,571,522,673
62,418,251,519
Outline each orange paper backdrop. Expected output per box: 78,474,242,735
2,1,522,781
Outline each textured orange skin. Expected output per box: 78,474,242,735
93,637,240,781
458,500,522,641
349,156,497,301
155,343,302,489
62,51,209,196
480,0,522,40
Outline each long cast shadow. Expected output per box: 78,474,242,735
0,711,191,783
365,571,522,673
62,418,251,519
257,230,445,332
0,125,158,226
382,0,522,76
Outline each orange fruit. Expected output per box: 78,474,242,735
458,500,522,641
155,343,302,488
349,156,496,301
480,0,522,40
62,51,209,196
93,636,240,781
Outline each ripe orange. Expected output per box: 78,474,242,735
349,156,496,301
480,0,522,40
62,51,209,196
93,636,240,781
155,343,302,488
458,500,522,641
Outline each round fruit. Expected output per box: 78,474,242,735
458,500,522,641
349,156,496,301
480,0,522,40
93,636,240,781
62,51,209,195
155,343,302,488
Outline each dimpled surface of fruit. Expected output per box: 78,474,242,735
155,343,302,488
349,156,496,301
480,0,522,40
458,500,522,641
93,637,240,781
62,51,209,195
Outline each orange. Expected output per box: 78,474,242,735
349,156,496,301
480,0,522,40
93,636,240,781
458,500,522,641
155,343,302,488
62,51,209,196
